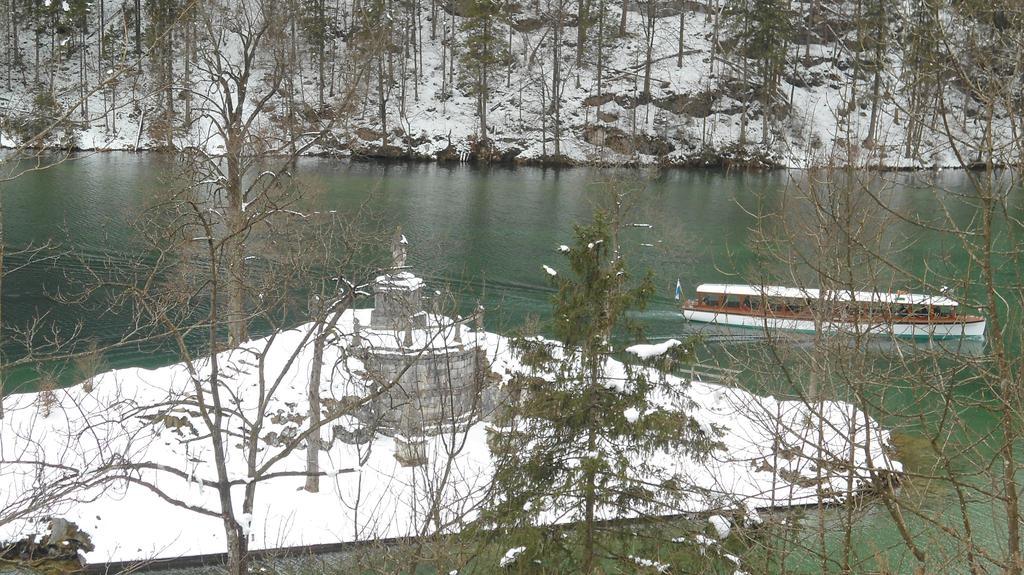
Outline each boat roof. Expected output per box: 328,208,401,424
694,283,960,307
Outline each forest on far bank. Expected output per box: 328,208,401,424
0,0,1020,168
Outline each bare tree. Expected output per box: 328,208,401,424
731,4,1024,565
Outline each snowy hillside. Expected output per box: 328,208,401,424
0,0,1017,168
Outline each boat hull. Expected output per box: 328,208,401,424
682,309,986,340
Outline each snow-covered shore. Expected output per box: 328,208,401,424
0,308,900,565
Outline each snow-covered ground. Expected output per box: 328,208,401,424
0,308,900,564
0,1,1011,168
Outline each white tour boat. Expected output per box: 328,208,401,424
680,284,986,339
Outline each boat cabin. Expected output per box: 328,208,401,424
689,284,962,322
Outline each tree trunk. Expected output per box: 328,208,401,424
33,23,38,85
677,3,684,68
448,23,456,95
761,58,770,147
641,0,655,100
135,0,142,56
378,56,388,147
576,0,589,66
581,351,603,574
865,44,882,147
329,0,341,96
904,84,917,159
399,23,408,121
507,20,513,88
226,135,247,347
184,15,192,126
3,1,9,91
596,0,605,94
318,0,326,108
99,0,105,76
540,77,547,156
306,304,347,492
582,427,597,573
415,0,423,99
440,15,447,97
305,330,325,492
480,18,489,142
709,0,719,77
80,15,87,116
224,516,249,575
431,0,437,39
165,22,175,149
552,0,562,157
739,47,748,147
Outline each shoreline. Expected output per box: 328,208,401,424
0,142,1002,173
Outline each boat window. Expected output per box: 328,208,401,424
724,295,742,308
697,293,718,307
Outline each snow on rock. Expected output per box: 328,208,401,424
626,339,681,359
708,515,731,540
499,546,526,568
0,309,901,564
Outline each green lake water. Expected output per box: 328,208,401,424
2,153,1022,573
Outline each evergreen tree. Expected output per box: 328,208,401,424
145,0,184,148
725,0,795,146
349,0,397,147
301,0,334,108
861,0,896,148
900,0,942,158
459,0,510,147
486,210,715,573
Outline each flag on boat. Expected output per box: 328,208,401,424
674,279,682,301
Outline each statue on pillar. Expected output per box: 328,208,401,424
391,226,408,269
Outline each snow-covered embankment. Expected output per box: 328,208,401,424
0,308,900,564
